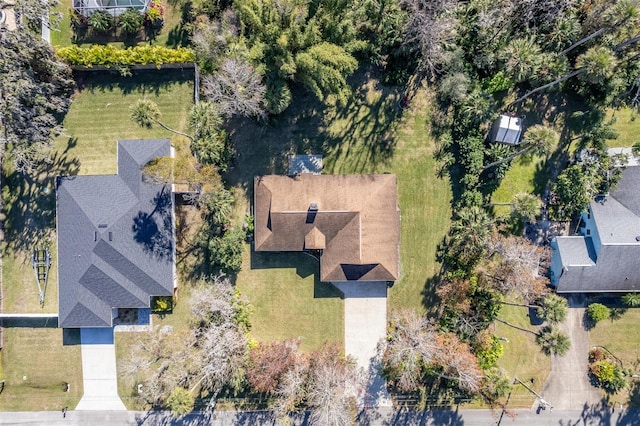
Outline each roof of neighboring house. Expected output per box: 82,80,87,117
254,174,400,282
554,244,640,293
57,139,174,328
555,165,640,293
555,236,596,267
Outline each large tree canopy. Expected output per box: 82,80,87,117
0,30,73,173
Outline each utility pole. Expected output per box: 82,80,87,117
513,377,553,411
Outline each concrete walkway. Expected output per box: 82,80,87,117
75,328,127,411
331,282,391,407
541,295,602,410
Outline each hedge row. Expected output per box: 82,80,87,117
56,45,195,67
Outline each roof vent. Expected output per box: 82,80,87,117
98,224,108,229
636,236,640,242
108,232,113,241
309,202,318,211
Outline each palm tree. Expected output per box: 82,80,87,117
538,294,569,324
511,193,540,224
536,326,571,356
621,293,640,307
448,206,492,268
575,46,618,84
130,99,194,141
483,125,558,171
503,36,542,83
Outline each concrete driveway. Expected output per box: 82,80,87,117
75,328,127,411
331,281,391,407
541,295,602,410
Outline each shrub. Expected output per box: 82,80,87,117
589,347,605,363
166,387,194,417
88,10,114,33
56,45,196,67
151,295,173,313
587,303,611,323
476,337,504,370
119,9,143,35
622,293,640,307
589,360,627,393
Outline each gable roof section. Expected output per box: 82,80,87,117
57,139,174,328
254,174,400,282
555,165,640,293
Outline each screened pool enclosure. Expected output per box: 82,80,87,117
73,0,151,17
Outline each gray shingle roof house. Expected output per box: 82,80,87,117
57,139,175,328
551,160,640,293
254,174,401,282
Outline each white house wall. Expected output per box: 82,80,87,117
581,206,602,257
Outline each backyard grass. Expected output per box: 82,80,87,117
495,304,551,408
607,107,640,148
489,155,547,220
0,328,83,410
589,308,640,406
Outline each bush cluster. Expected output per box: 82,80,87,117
56,45,195,67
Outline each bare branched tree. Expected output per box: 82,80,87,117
483,233,550,302
383,309,485,394
401,0,458,77
202,58,266,118
306,345,365,426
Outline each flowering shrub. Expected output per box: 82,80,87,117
145,0,165,27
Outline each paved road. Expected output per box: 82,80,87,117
1,407,638,425
332,282,391,407
541,295,601,409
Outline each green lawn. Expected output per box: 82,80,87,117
0,328,83,411
236,251,344,351
489,155,546,220
607,107,640,148
589,308,640,406
495,305,551,408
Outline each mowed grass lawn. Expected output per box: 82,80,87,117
230,69,452,349
495,305,551,407
607,107,640,148
0,69,193,410
589,309,640,406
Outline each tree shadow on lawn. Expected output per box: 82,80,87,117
224,65,405,198
74,68,194,97
249,250,341,299
3,138,81,255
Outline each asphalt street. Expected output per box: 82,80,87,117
0,407,638,425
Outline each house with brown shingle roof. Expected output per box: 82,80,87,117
254,174,400,282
